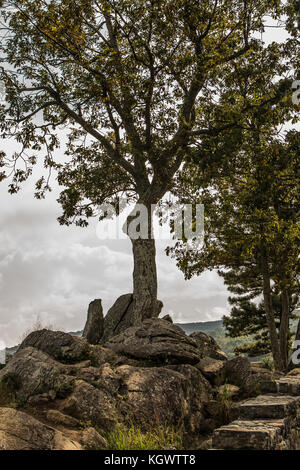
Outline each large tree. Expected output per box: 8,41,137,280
0,0,294,324
170,124,299,371
222,268,299,358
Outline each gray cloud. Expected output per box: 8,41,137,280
0,177,229,346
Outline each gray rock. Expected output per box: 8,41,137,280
196,357,226,386
102,294,163,342
83,299,104,345
161,314,173,323
104,318,202,365
225,356,251,388
0,347,73,403
60,379,118,429
116,363,212,434
19,329,90,363
102,294,133,343
0,408,81,450
190,331,227,361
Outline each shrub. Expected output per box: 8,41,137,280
261,356,275,371
215,383,234,424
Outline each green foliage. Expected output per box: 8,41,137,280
215,384,233,424
261,356,275,371
0,0,293,223
170,98,299,370
104,423,183,451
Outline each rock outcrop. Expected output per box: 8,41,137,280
104,318,202,365
190,331,227,361
0,408,82,450
0,347,74,403
4,318,299,451
83,299,104,345
102,294,163,342
19,329,90,363
0,321,221,449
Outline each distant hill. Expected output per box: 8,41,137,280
176,320,223,336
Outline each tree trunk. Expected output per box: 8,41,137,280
124,199,162,322
261,251,283,371
279,290,290,372
131,237,160,320
295,318,300,342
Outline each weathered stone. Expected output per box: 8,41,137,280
276,376,300,396
212,419,287,450
46,409,81,428
0,347,73,403
104,318,202,365
190,331,227,361
19,329,90,363
288,369,300,376
238,395,300,420
196,357,226,386
60,380,118,430
102,294,134,343
0,408,81,450
161,314,173,323
83,299,104,345
116,363,212,434
225,356,251,387
102,294,163,343
75,427,107,450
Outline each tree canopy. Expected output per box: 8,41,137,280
0,0,298,328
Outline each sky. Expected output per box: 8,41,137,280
0,19,295,347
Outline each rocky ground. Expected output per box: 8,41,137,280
1,308,296,451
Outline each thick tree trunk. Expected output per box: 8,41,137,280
279,290,290,372
261,252,283,371
124,198,162,322
131,237,161,320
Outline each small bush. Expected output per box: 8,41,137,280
261,356,274,371
105,424,183,450
215,383,233,424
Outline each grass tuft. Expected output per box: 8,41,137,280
104,423,183,450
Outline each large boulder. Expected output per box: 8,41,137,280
102,294,163,342
116,363,212,434
190,331,227,361
60,380,118,430
19,329,90,363
104,318,202,365
83,299,104,345
196,357,226,386
0,347,74,403
0,408,81,450
225,356,251,388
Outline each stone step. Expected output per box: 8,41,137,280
276,377,300,396
212,419,287,450
238,395,300,420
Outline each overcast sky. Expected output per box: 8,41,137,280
0,23,294,347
